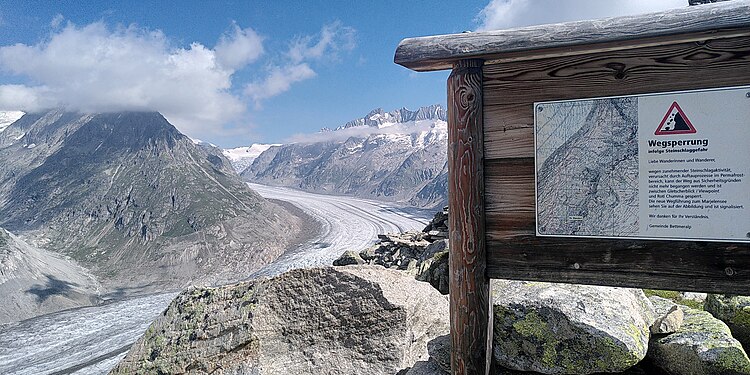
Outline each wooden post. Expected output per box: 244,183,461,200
448,59,490,375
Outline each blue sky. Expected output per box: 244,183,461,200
0,0,685,147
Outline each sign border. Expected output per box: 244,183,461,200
533,85,750,244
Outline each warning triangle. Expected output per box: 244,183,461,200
655,102,697,135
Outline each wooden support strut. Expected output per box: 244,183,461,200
448,59,491,375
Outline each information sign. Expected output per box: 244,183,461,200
535,86,749,242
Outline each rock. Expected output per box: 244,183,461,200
420,239,448,262
405,359,448,375
111,266,449,375
682,292,708,303
427,335,451,373
648,296,750,375
423,333,659,375
705,294,750,350
332,250,365,266
651,304,684,334
416,251,449,295
334,207,451,295
491,280,654,374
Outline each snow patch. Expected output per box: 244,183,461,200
222,143,280,172
190,138,217,148
0,111,24,133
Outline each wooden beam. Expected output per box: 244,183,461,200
448,59,490,375
394,0,750,71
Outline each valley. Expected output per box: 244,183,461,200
0,184,431,375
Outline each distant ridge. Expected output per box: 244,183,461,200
243,104,448,208
322,104,446,131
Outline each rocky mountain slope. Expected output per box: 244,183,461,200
241,105,448,208
0,110,304,292
0,227,101,324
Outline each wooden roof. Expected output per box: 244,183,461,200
394,0,750,71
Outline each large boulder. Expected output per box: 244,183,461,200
416,334,663,375
491,280,654,374
110,266,449,375
648,296,750,375
705,294,750,351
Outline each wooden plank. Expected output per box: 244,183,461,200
394,1,750,72
483,34,750,159
486,236,750,294
447,59,490,375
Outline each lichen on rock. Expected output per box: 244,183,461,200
491,280,654,374
111,266,449,375
705,294,750,352
648,296,750,375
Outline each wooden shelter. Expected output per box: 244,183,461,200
394,1,750,374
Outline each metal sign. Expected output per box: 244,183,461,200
535,86,750,243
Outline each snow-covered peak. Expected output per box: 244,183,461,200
223,143,280,173
0,111,25,133
190,138,217,148
333,104,446,131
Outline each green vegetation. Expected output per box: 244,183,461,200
644,289,703,310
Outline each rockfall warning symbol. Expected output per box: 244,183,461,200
655,101,696,135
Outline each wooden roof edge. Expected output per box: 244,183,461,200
395,0,750,72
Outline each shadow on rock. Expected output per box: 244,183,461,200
25,275,78,303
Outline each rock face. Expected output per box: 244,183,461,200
648,296,750,375
651,304,684,335
491,280,654,374
333,208,450,294
242,105,448,208
110,266,450,375
0,110,303,292
705,294,750,351
0,227,101,323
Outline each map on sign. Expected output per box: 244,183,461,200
535,97,640,237
534,86,750,243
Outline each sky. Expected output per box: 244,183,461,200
0,0,687,147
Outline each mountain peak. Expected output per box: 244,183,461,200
333,104,446,131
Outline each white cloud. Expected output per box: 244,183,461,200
476,0,687,31
0,19,356,141
214,22,264,70
0,84,53,109
288,20,356,63
244,63,316,107
0,21,247,137
50,14,65,29
244,21,356,107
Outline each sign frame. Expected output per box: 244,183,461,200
532,85,750,244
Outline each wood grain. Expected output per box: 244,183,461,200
483,34,750,159
482,34,750,294
448,59,491,375
395,1,750,71
486,237,750,294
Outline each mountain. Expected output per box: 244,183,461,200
0,227,101,324
0,111,24,133
223,144,280,173
242,105,448,208
0,110,305,293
